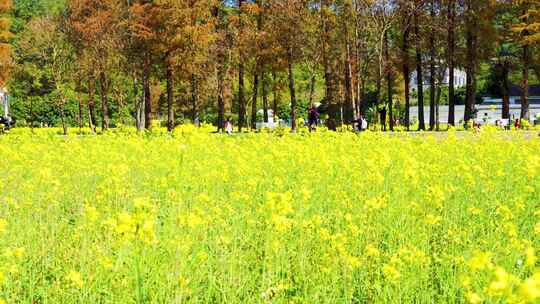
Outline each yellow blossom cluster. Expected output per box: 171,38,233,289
0,128,538,302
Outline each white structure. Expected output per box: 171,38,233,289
482,84,540,105
0,88,8,118
411,68,467,91
256,109,279,129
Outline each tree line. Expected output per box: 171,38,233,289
1,0,540,134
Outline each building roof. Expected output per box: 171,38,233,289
509,84,540,97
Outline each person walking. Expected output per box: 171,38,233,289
225,118,233,135
379,106,387,131
308,105,320,132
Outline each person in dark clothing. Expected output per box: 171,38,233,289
308,105,320,132
378,107,387,131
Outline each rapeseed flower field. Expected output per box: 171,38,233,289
0,128,539,303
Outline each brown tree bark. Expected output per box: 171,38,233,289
166,61,174,132
344,37,355,124
429,0,436,131
521,41,530,121
76,77,84,130
87,70,96,132
98,71,110,131
414,11,425,131
502,65,510,120
251,71,258,129
464,26,477,124
217,65,226,131
447,0,456,126
288,48,297,132
385,30,393,131
238,0,246,132
402,25,411,131
143,66,151,129
272,71,278,120
262,72,269,123
191,74,199,126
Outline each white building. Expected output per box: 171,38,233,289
482,84,540,105
410,68,467,91
0,88,8,118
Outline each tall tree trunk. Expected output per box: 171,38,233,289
59,99,67,136
272,71,278,120
166,62,174,132
464,26,477,124
217,65,226,131
354,1,362,117
344,37,355,124
429,0,436,131
29,97,34,132
502,64,510,120
135,75,145,132
238,63,246,131
87,70,96,132
414,12,425,131
521,41,530,121
308,74,316,107
321,0,337,122
375,61,382,129
385,30,393,131
288,49,297,132
251,71,258,129
191,74,199,126
402,18,411,131
435,67,446,131
262,72,269,123
447,0,456,126
76,78,83,130
99,71,110,131
238,0,246,132
143,67,151,129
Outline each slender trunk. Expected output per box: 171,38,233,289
99,71,110,131
402,13,411,131
87,71,96,132
464,26,477,124
344,37,355,124
143,65,152,129
447,0,456,126
502,65,510,119
429,0,436,130
166,61,174,132
415,12,425,131
217,66,226,131
376,60,382,128
521,42,530,120
262,72,269,123
60,101,67,135
191,74,199,126
135,76,145,131
308,74,316,107
354,2,362,116
435,67,445,131
272,71,278,120
321,0,337,122
288,49,297,132
238,63,246,131
385,30,393,131
251,71,259,129
251,0,263,129
238,0,246,132
76,78,83,130
29,97,34,132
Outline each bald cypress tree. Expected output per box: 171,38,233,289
0,0,12,87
